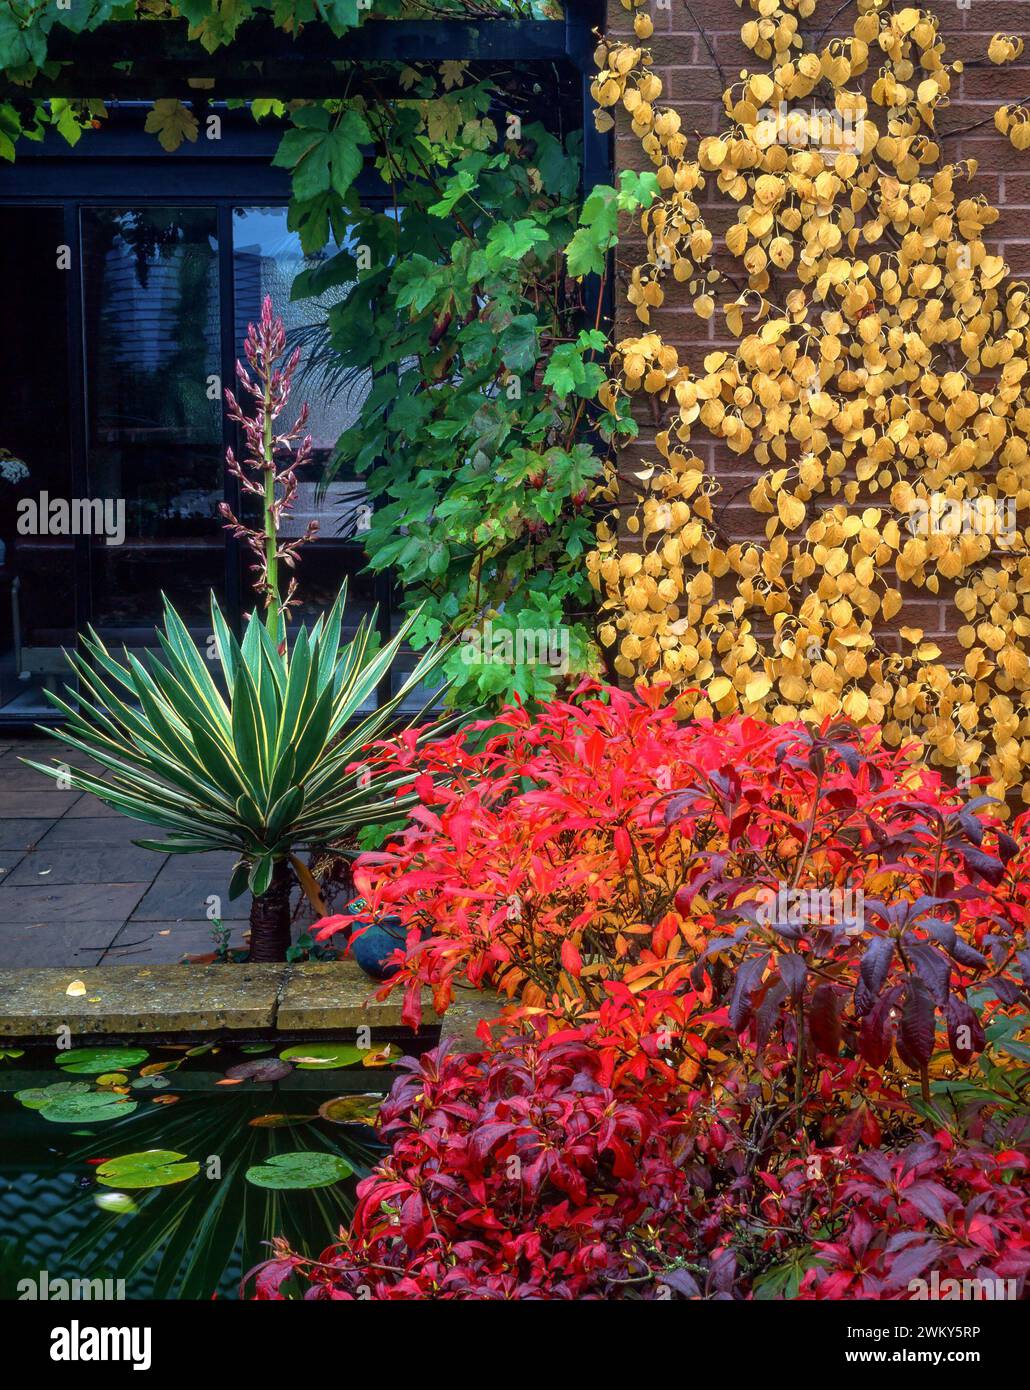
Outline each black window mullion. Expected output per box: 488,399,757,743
65,202,92,647
217,202,243,637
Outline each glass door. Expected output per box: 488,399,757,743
0,207,76,717
80,207,225,651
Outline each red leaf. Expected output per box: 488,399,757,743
614,826,632,871
561,939,583,977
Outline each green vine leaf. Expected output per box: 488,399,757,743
144,99,199,153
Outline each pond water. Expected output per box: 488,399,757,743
0,1041,393,1300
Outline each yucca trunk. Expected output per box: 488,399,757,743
248,859,293,961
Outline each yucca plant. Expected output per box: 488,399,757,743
29,588,454,959
27,297,456,960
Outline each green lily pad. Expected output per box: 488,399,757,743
96,1150,200,1189
130,1074,170,1091
278,1043,364,1070
39,1092,138,1125
93,1192,139,1216
57,1047,149,1075
15,1081,91,1110
244,1151,353,1190
318,1093,384,1127
96,1072,129,1087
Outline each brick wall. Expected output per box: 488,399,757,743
604,0,1030,666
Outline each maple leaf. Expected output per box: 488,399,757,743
144,100,199,153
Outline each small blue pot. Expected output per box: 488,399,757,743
346,914,414,980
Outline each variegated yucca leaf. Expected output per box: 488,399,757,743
27,583,458,897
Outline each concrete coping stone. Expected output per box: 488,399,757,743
0,961,437,1039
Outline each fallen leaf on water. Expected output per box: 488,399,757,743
215,1078,243,1086
65,980,86,996
362,1043,400,1068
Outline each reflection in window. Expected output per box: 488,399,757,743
233,208,377,656
82,208,224,637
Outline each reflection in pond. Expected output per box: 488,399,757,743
0,1042,390,1300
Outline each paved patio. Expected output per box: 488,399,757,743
0,738,253,968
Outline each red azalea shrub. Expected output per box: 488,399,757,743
246,1029,705,1300
246,1025,1030,1301
281,684,1030,1301
319,683,1027,1107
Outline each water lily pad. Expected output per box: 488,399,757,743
248,1113,313,1129
96,1072,129,1087
93,1192,139,1216
57,1047,149,1075
362,1043,400,1068
139,1060,180,1077
96,1150,200,1189
278,1043,364,1070
16,1081,91,1110
239,1043,274,1055
318,1093,383,1127
40,1092,138,1124
225,1058,292,1083
130,1074,170,1091
244,1151,353,1190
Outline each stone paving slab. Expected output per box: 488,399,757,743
0,762,71,788
64,794,125,818
0,818,53,851
0,928,113,970
36,815,158,847
4,844,162,887
130,867,249,922
0,789,82,817
102,920,248,963
0,881,150,925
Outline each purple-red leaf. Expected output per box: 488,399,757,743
809,983,842,1058
899,978,935,1067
